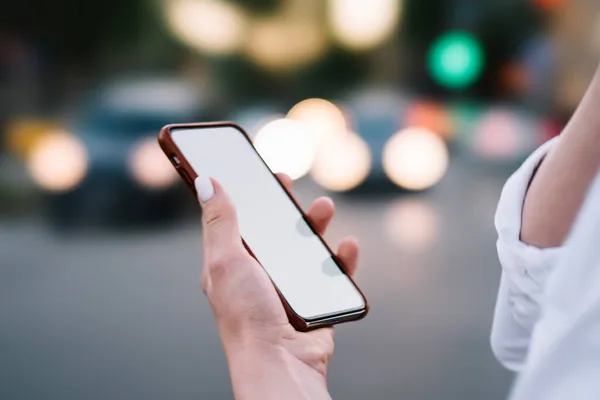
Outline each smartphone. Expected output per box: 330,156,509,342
158,122,368,331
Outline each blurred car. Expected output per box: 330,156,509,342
337,88,450,192
338,89,548,193
226,90,548,195
27,77,207,230
225,91,451,194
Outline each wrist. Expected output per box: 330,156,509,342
222,334,331,400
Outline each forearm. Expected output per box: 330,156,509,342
223,338,332,400
521,67,600,247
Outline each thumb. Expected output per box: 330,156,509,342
195,176,241,257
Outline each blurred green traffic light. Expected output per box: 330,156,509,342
427,31,484,90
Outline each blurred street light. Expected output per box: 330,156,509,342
253,118,316,180
472,109,521,160
499,62,529,95
129,138,178,190
27,131,88,192
532,0,564,11
328,0,402,51
382,127,449,191
404,101,453,140
5,118,60,160
427,31,484,90
245,18,327,71
286,98,348,151
311,132,371,192
164,0,246,55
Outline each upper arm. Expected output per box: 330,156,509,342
491,138,563,370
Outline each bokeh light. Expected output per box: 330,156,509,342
27,131,88,192
5,118,59,159
311,132,371,192
164,0,246,55
428,31,484,90
532,0,564,11
384,198,438,252
500,62,529,95
382,127,449,191
129,138,178,190
245,18,327,71
286,98,348,150
253,119,316,180
404,101,454,139
473,109,521,160
328,0,401,51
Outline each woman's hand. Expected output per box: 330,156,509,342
194,173,360,400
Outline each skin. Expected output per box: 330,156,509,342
521,67,600,247
193,67,600,398
198,172,355,400
196,67,600,397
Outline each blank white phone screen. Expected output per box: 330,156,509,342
172,126,365,320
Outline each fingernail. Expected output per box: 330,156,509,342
195,176,214,203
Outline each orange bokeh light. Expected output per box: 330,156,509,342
532,0,564,11
404,102,453,139
500,62,529,95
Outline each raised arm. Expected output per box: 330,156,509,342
521,67,600,247
491,66,600,370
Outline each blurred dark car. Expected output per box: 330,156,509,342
341,88,548,192
226,92,452,194
340,88,451,192
27,77,207,230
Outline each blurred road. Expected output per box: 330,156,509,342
0,162,514,400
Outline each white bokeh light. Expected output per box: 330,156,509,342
382,127,449,191
311,132,371,192
253,119,316,180
165,0,246,55
286,98,348,151
245,18,327,71
27,131,88,192
129,138,179,189
328,0,402,51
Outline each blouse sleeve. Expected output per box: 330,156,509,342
491,137,563,371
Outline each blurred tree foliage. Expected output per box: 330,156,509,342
228,0,283,14
0,0,544,109
1,0,150,63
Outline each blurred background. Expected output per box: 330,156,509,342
0,0,596,398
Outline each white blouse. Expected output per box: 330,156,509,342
493,137,600,399
492,137,562,371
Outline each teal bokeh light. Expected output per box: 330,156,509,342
427,31,484,90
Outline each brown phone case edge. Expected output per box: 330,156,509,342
157,121,369,332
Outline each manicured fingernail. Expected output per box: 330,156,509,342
195,176,214,203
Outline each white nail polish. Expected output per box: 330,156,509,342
195,176,214,203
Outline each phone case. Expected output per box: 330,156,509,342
158,122,369,331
